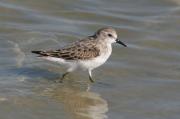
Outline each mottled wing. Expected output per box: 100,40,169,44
32,37,100,60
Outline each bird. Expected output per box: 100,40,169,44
31,27,127,83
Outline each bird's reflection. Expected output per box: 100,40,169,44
42,80,108,119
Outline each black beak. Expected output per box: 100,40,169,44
116,39,127,47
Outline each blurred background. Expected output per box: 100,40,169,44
0,0,180,119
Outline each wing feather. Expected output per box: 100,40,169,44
32,37,100,60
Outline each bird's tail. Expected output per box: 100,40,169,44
31,50,48,56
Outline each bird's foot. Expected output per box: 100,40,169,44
89,76,95,83
54,72,69,83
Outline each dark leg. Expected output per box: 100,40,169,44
89,75,95,83
59,72,69,83
88,70,95,83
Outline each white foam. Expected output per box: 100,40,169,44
0,97,7,102
8,41,25,67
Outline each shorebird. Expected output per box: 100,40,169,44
32,27,127,83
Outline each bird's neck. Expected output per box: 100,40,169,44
98,41,112,55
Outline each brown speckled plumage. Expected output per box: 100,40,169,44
32,35,100,60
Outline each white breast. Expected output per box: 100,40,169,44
78,44,112,70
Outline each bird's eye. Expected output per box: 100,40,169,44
108,34,113,37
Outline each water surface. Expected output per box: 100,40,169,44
0,0,180,119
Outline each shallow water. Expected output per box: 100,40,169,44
0,0,180,119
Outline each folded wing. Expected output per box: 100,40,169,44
32,39,100,60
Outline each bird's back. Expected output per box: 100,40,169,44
31,36,100,60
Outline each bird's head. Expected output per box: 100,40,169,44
95,27,127,47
